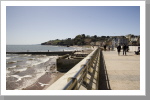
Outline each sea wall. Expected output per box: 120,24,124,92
57,59,82,72
114,46,140,52
6,51,75,56
129,46,140,51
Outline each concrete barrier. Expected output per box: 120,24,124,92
57,59,82,72
46,48,100,90
58,54,70,59
129,46,139,51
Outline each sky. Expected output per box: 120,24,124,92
6,6,140,45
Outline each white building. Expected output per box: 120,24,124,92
112,36,128,46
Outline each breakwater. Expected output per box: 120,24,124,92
57,54,83,72
6,51,75,55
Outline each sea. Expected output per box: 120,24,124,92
6,45,90,90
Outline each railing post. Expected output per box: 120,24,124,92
84,59,90,88
67,77,78,90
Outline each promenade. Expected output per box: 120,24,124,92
101,50,140,90
45,48,140,90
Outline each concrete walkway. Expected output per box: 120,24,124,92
102,51,140,90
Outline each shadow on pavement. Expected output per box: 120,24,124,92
98,50,111,90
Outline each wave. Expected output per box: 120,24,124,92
11,75,32,82
28,58,35,60
6,70,11,74
7,61,17,64
22,54,31,56
6,54,58,90
27,57,53,67
7,65,16,69
14,68,27,72
6,57,11,60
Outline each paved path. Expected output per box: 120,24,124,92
102,51,140,90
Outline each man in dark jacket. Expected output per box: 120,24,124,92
123,44,127,55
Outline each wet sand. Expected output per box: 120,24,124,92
22,72,65,90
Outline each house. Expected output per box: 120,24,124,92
112,36,128,47
126,34,140,46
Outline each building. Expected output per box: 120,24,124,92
125,34,140,46
112,36,128,47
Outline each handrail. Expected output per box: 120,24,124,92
63,61,88,90
63,48,100,90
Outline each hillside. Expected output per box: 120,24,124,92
41,34,111,46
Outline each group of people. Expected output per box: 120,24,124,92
103,45,114,51
117,44,129,56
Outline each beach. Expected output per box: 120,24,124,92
6,45,93,90
22,46,93,90
22,72,64,90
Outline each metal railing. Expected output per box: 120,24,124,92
63,48,100,90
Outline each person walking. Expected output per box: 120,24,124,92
117,45,121,55
104,45,106,51
123,44,127,55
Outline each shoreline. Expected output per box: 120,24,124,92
21,47,92,90
22,72,65,90
7,45,93,90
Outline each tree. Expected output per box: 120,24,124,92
107,36,110,38
86,35,91,38
94,35,97,39
82,34,85,38
101,36,106,38
74,35,82,45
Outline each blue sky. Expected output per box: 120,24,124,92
6,6,140,45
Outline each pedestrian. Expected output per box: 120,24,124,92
117,45,121,55
104,45,106,51
123,44,127,55
138,46,140,52
135,46,140,55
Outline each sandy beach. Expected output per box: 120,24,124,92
22,72,64,90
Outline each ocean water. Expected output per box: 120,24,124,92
6,45,90,90
6,45,84,52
